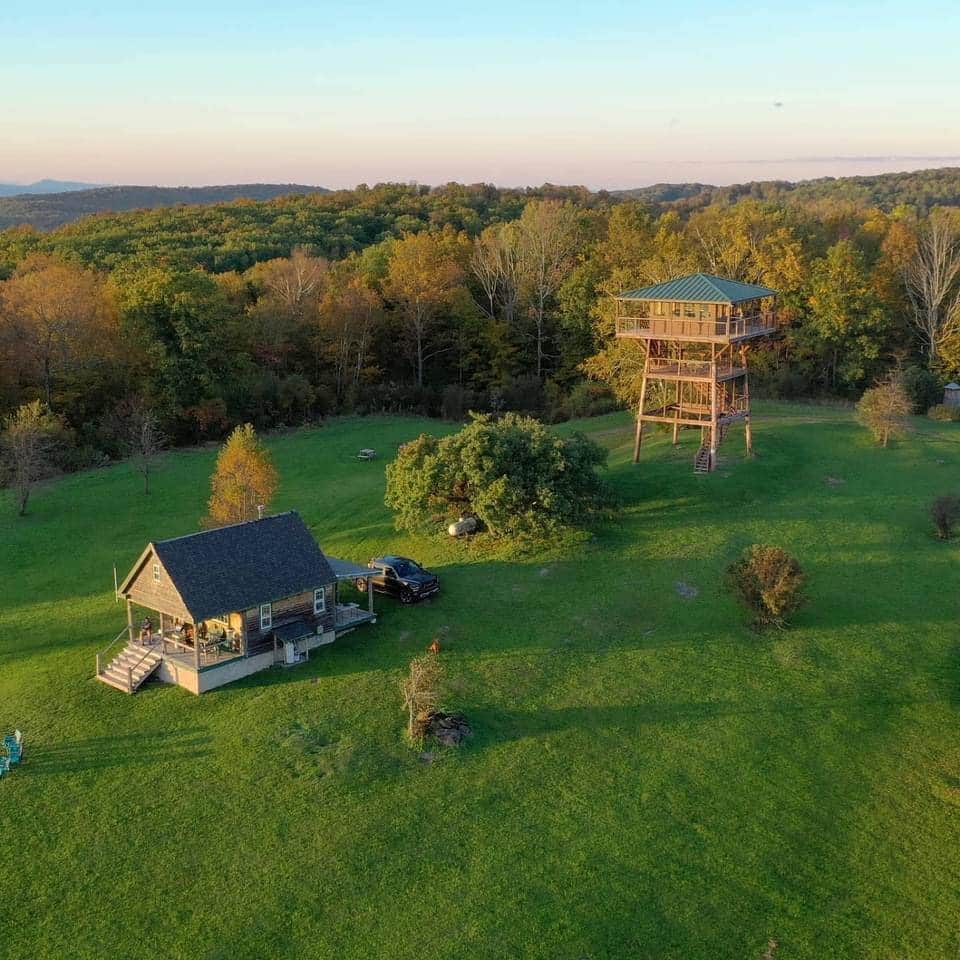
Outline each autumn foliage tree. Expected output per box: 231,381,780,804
0,254,117,405
856,375,913,446
204,423,277,527
384,230,469,386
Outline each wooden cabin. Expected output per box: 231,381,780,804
97,511,377,694
614,272,779,473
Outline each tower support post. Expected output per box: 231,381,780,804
633,348,650,463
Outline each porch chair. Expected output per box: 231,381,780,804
3,730,22,764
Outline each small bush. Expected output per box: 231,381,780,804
556,380,619,421
931,494,960,540
901,364,942,413
927,403,960,422
727,545,807,629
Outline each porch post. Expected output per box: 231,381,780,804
126,598,134,645
193,624,200,669
368,578,374,614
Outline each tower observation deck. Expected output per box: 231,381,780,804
614,273,780,473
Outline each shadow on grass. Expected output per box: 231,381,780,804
471,688,960,745
21,727,212,775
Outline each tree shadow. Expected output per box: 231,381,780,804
21,727,212,775
468,689,960,748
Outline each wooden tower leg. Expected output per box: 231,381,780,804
709,376,719,471
633,349,650,463
672,378,680,444
743,374,753,456
742,345,753,457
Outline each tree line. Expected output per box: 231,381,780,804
2,178,960,485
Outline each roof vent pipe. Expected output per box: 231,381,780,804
257,504,265,520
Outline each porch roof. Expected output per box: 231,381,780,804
326,556,371,581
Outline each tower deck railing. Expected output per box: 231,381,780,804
616,310,778,340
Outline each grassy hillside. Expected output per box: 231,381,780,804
1,406,959,959
0,183,329,231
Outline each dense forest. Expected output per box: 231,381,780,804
0,183,331,231
1,171,959,470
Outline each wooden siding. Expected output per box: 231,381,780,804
244,585,335,656
123,548,192,620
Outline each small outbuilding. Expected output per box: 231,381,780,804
944,382,960,408
97,511,376,694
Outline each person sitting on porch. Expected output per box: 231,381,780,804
139,617,153,642
198,622,208,643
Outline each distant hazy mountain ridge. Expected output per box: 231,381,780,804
0,179,104,197
0,183,330,230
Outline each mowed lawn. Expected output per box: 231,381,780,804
1,405,959,960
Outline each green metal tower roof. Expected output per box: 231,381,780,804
617,273,777,304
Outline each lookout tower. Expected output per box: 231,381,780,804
615,273,779,473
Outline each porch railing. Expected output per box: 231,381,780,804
95,628,128,676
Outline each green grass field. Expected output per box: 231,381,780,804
2,405,959,960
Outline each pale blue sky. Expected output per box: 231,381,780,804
2,1,959,188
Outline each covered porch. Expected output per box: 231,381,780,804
327,556,378,632
124,597,245,671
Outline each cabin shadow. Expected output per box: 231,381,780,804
21,727,212,775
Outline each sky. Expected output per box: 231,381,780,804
2,0,959,190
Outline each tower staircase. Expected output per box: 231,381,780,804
96,642,162,693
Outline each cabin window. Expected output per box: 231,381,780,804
653,301,665,317
152,562,160,582
314,588,326,615
259,603,272,630
684,303,696,318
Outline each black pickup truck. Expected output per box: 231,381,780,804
356,556,440,604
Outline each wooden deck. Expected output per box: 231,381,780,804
335,603,377,632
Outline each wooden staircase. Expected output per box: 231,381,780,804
97,643,162,693
693,446,712,473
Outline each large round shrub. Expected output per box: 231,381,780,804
726,545,807,629
384,413,614,541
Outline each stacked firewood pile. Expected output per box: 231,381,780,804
419,711,473,746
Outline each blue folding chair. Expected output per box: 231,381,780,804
3,730,21,765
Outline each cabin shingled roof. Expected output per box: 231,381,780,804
617,273,777,304
149,511,335,622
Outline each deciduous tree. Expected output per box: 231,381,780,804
120,402,167,495
516,200,581,378
903,210,960,362
1,400,65,516
0,254,117,405
384,230,468,386
385,413,614,541
204,423,277,527
856,375,913,446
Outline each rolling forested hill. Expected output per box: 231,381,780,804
615,166,960,214
0,183,330,230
